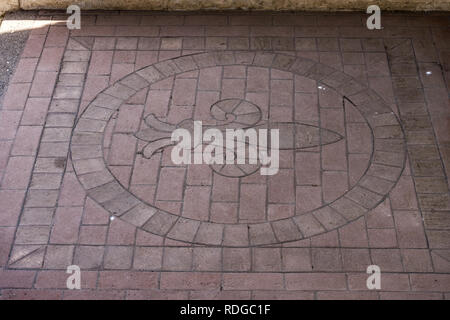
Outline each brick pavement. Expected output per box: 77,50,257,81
0,11,449,300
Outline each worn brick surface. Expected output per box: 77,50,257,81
0,11,449,300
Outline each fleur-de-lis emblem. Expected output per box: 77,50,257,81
134,98,343,178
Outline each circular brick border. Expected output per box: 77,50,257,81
71,51,406,247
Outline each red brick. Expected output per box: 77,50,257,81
132,247,162,270
58,172,86,207
107,219,136,245
380,292,443,300
44,27,68,47
162,247,192,271
223,273,284,290
311,230,340,247
186,164,212,186
221,78,245,99
11,126,43,156
198,67,222,91
22,35,46,58
135,230,164,246
0,111,21,139
0,227,15,266
161,26,204,37
2,83,31,110
93,37,115,50
144,89,170,116
63,290,125,300
347,123,372,154
82,197,110,225
268,204,295,220
1,289,63,300
341,248,371,271
371,249,404,272
394,210,428,248
253,248,282,272
99,271,158,289
0,270,36,289
322,172,348,204
21,98,50,125
285,273,347,290
115,105,144,132
130,155,160,186
0,190,26,226
322,140,347,171
82,75,109,102
410,274,450,292
0,141,12,175
79,226,108,245
338,218,369,247
251,26,293,37
11,58,38,83
37,47,65,72
50,207,83,244
172,78,197,106
368,228,398,248
210,202,238,223
192,247,221,271
347,273,410,291
136,51,158,69
253,290,314,300
271,79,294,106
126,289,189,300
1,157,34,189
312,248,343,271
182,186,210,221
88,51,113,75
35,270,97,289
44,245,74,269
222,248,251,271
401,249,433,272
390,176,419,210
268,169,295,203
116,26,159,37
156,167,186,201
239,184,266,222
29,71,58,97
281,248,312,271
190,290,251,300
296,186,321,213
211,174,239,202
366,198,394,228
317,291,378,300
108,134,137,165
73,246,104,269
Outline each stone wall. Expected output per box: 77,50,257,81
2,0,450,13
0,0,19,13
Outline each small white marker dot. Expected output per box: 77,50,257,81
426,71,432,75
110,216,115,221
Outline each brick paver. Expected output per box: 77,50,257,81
0,10,449,300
